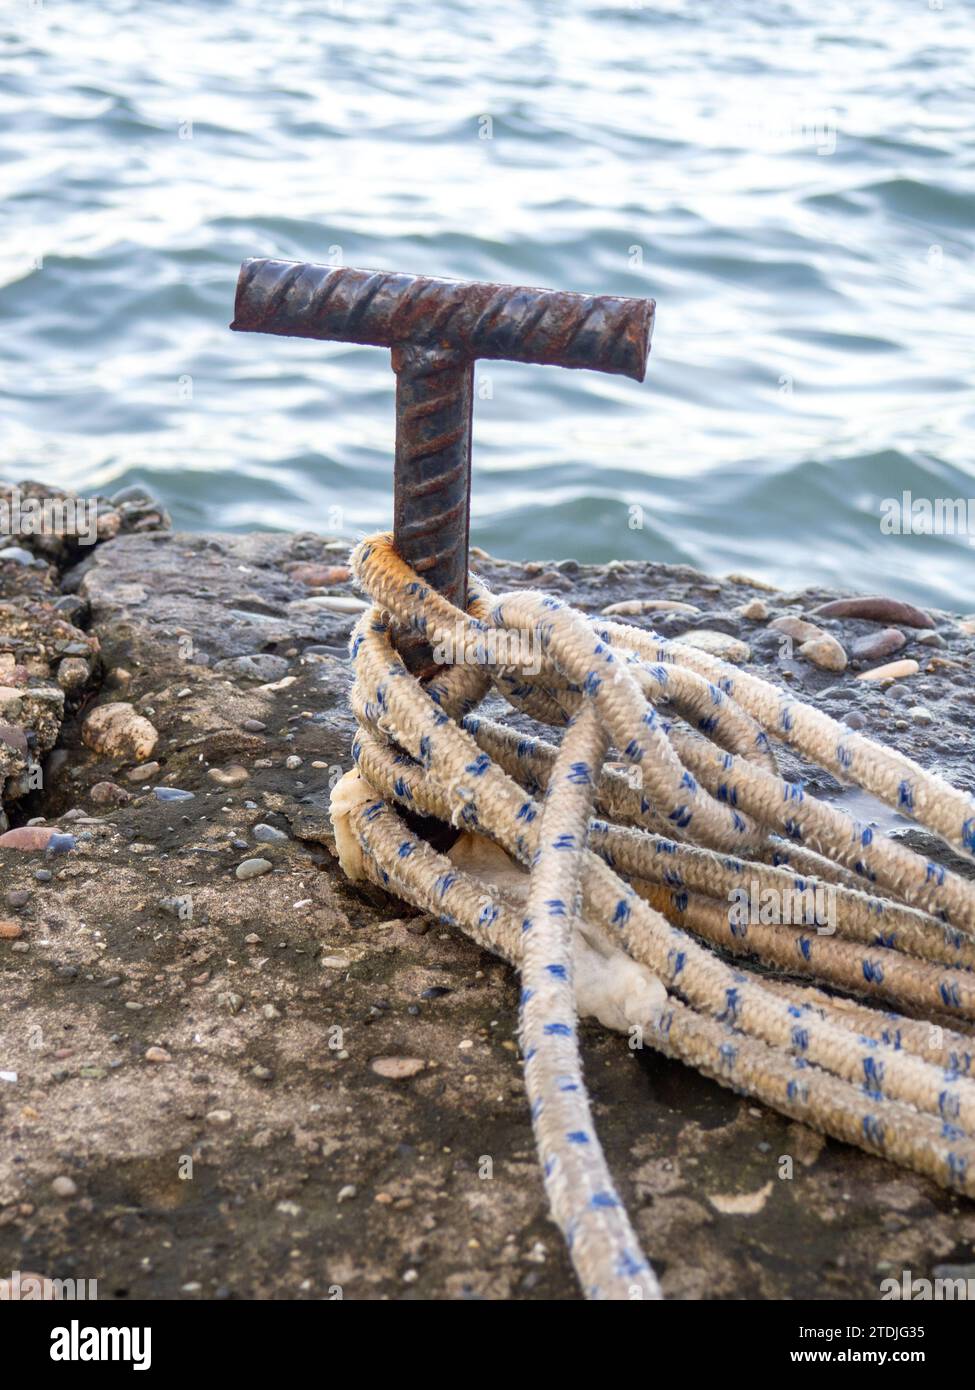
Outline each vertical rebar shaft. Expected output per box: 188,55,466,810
392,346,473,610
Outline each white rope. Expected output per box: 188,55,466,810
330,533,975,1301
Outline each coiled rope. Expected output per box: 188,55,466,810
330,532,975,1301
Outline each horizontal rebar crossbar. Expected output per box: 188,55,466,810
231,257,655,613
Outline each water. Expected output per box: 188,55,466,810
2,0,974,609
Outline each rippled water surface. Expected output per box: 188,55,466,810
2,0,974,606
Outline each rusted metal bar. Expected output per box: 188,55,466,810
392,345,473,608
231,257,654,611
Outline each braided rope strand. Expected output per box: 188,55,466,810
330,533,975,1299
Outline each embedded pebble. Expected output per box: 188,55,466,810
236,857,272,880
205,1109,234,1127
90,781,132,806
285,755,303,770
738,599,770,621
908,706,935,726
798,634,848,672
82,702,159,761
851,628,906,663
679,630,751,663
810,596,934,629
215,654,290,682
145,1047,172,1064
0,545,36,565
207,764,249,787
857,659,920,682
769,616,825,644
288,562,352,587
57,657,90,691
51,1175,77,1199
241,719,267,733
0,920,24,939
154,787,194,802
294,595,368,613
5,890,30,908
252,823,287,843
601,598,701,616
0,826,62,851
127,761,160,783
371,1056,426,1079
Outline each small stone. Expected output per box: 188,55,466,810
601,598,701,616
288,562,352,586
82,702,159,761
798,634,848,672
154,787,194,802
680,630,751,663
236,858,272,880
51,1175,77,1199
337,1184,357,1203
46,833,76,856
215,654,290,682
769,615,825,644
34,869,52,882
127,761,160,783
908,706,935,726
810,596,934,629
207,764,249,787
57,657,90,691
285,755,303,770
241,719,267,733
205,1109,234,1128
145,1046,171,1064
857,659,920,683
0,826,61,851
851,628,906,663
295,595,368,613
371,1056,426,1079
5,890,29,908
0,920,24,940
738,599,770,621
90,781,132,806
252,823,287,843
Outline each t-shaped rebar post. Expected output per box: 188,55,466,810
231,258,654,609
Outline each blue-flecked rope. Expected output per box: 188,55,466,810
332,533,975,1299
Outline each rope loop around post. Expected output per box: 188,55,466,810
330,532,975,1300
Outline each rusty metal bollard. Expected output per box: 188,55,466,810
231,258,654,609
